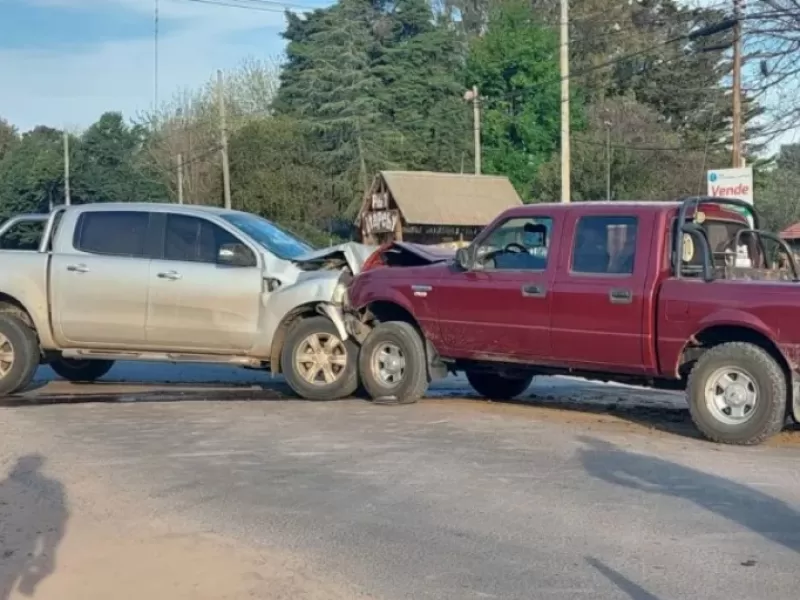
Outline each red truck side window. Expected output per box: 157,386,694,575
473,216,553,271
572,216,638,275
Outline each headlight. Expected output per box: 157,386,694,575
332,281,348,305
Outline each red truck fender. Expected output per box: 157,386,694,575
675,309,799,421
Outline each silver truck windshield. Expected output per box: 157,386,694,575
220,213,313,261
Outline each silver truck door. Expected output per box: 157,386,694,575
145,213,262,352
50,210,153,347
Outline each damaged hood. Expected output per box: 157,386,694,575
291,242,378,275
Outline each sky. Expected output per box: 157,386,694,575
0,0,329,131
0,0,796,153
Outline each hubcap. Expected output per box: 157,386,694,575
294,332,348,386
0,333,13,379
372,343,406,388
704,367,758,425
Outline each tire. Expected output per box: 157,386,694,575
281,315,359,401
50,358,114,383
0,314,40,396
686,342,787,445
465,370,533,400
358,321,428,405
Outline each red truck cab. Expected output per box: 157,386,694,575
344,196,800,445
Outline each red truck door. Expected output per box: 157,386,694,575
432,214,560,361
549,211,652,373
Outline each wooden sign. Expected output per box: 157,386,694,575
364,210,399,234
371,192,389,210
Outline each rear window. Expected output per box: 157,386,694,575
73,211,149,258
0,220,45,251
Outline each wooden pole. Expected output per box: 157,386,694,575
560,0,571,202
217,69,232,209
732,0,743,167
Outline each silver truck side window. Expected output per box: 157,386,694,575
164,214,254,265
73,211,149,258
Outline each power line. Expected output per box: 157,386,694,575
179,0,318,13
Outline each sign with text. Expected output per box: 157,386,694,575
707,167,754,205
364,209,399,234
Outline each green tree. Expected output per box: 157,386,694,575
535,97,718,202
274,0,397,215
0,118,19,161
73,112,167,203
373,0,471,172
0,126,66,220
228,116,336,237
465,0,582,199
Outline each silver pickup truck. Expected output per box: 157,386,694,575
0,203,374,400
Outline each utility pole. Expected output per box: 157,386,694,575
176,153,184,205
731,0,743,168
464,86,481,174
605,124,611,201
560,0,571,202
63,131,71,206
217,69,232,210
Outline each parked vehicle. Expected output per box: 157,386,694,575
336,196,800,445
0,203,374,400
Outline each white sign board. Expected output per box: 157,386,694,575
706,167,754,205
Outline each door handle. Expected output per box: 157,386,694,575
521,284,547,298
609,288,633,304
411,284,431,297
157,271,182,281
66,264,89,273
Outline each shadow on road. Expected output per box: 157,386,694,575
579,436,800,554
585,557,661,600
0,454,68,599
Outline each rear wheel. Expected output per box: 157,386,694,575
50,358,114,383
686,342,786,445
282,316,358,401
0,314,40,396
465,370,533,400
359,321,429,405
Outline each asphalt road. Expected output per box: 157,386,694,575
1,362,799,599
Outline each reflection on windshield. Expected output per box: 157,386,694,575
221,213,314,260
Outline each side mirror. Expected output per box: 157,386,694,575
218,243,256,267
455,247,472,271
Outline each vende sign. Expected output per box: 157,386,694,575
707,167,754,205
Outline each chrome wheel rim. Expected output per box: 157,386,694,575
704,367,758,425
372,342,406,388
0,333,13,379
294,332,348,386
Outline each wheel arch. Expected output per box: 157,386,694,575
678,323,794,419
269,302,320,375
362,300,445,381
0,293,36,330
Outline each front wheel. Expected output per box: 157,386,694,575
50,358,114,383
358,321,429,405
686,342,787,445
282,316,359,401
465,370,533,400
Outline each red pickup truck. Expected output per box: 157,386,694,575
340,196,800,445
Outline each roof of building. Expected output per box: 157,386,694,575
780,223,800,239
376,171,523,226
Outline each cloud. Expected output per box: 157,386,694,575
0,0,299,132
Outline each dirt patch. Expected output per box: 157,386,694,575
5,518,372,600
